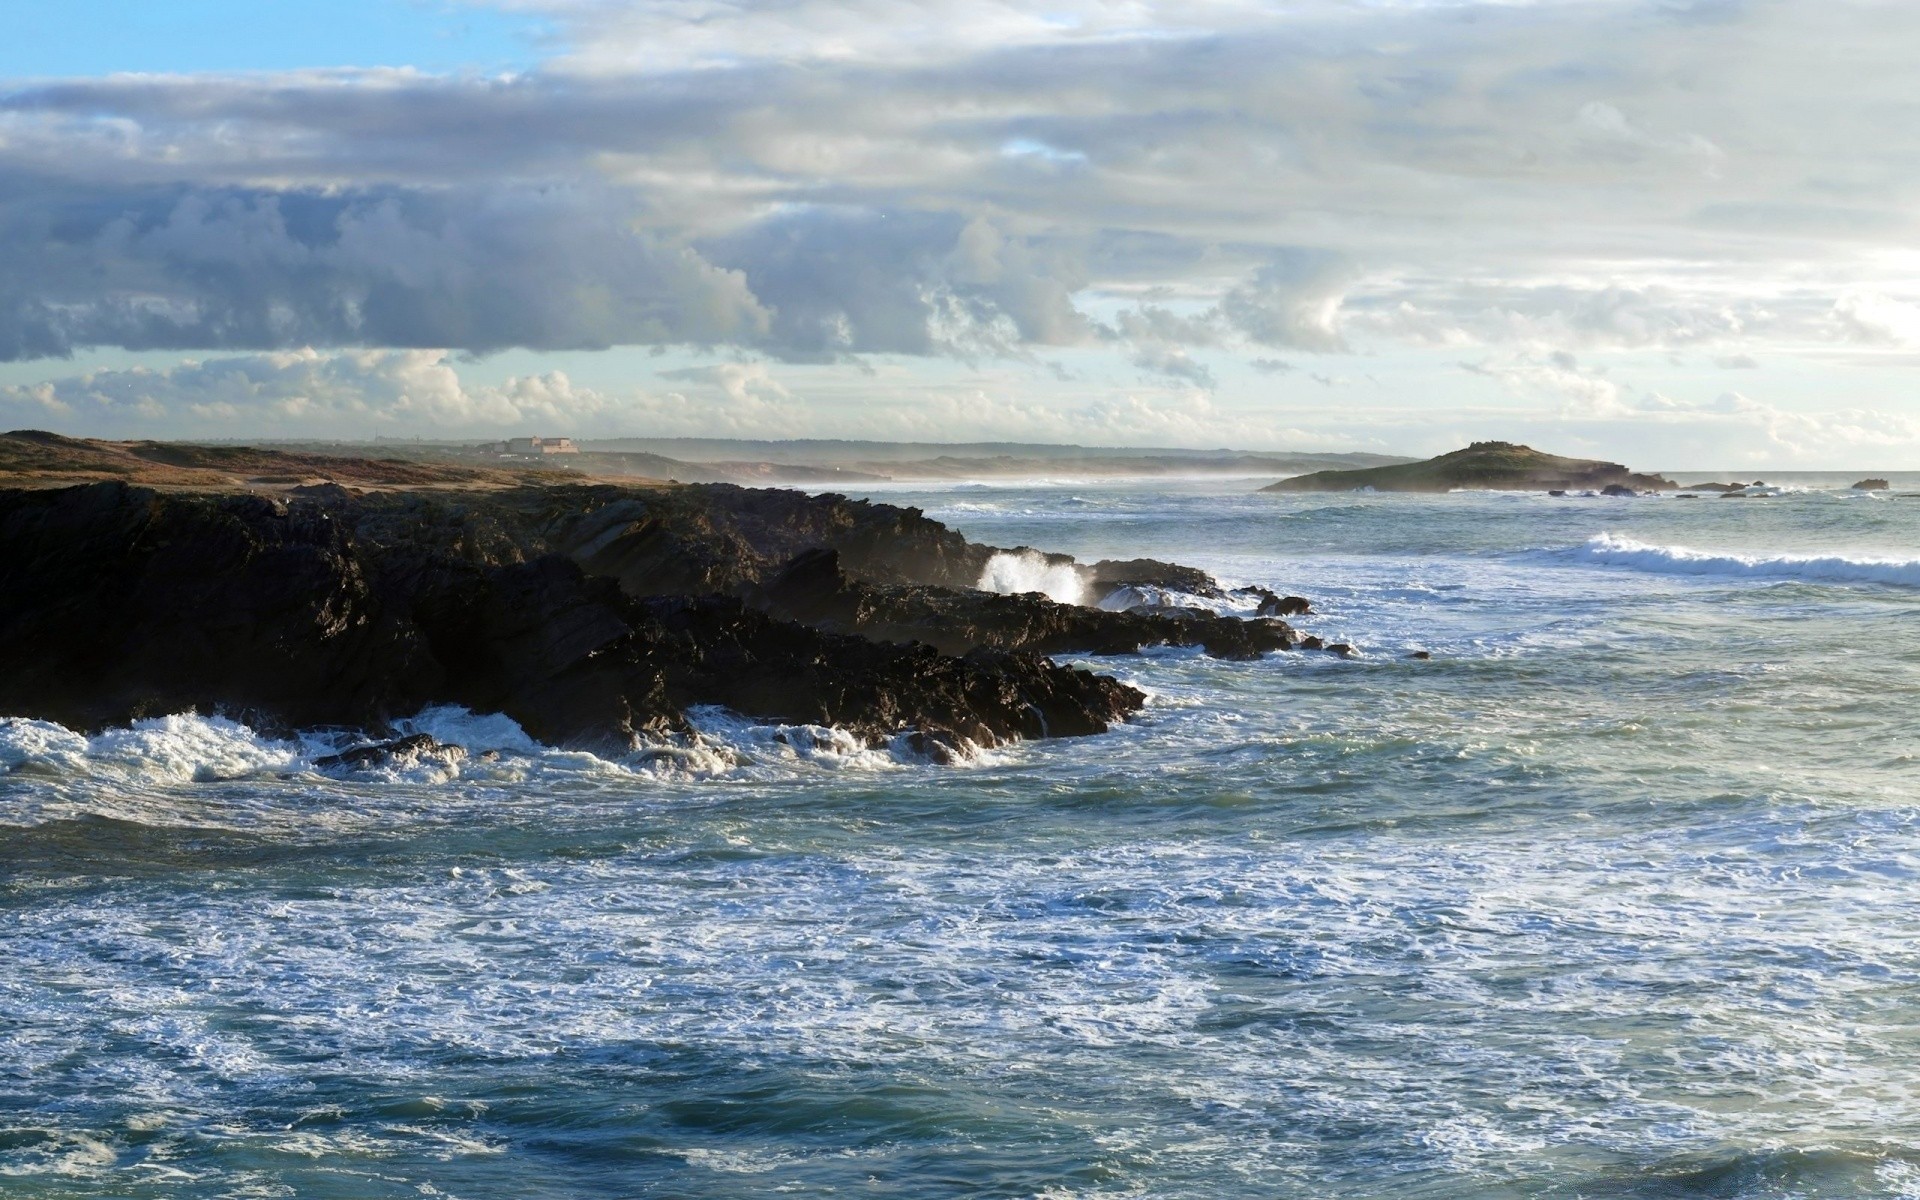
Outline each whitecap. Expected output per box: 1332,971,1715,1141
1563,532,1920,589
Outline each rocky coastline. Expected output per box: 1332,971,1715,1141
0,477,1309,759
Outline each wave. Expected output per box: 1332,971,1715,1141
1565,532,1920,588
976,550,1087,605
0,706,985,794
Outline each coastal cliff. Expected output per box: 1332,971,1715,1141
0,475,1304,756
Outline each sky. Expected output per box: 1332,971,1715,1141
2,0,1918,468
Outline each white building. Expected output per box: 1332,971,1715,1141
504,436,578,455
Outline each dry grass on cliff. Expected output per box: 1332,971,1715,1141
0,431,671,494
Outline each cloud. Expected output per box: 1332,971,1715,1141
0,348,621,433
0,0,1919,459
0,180,772,361
1220,253,1351,353
6,0,1920,370
1831,291,1920,347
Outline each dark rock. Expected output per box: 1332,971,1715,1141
761,548,1296,661
314,734,451,771
0,484,1144,752
1854,478,1893,491
1678,482,1741,492
1406,650,1432,660
288,482,359,502
1255,592,1312,617
1548,489,1567,497
1299,635,1325,650
1600,484,1640,498
1325,642,1356,657
1086,557,1220,599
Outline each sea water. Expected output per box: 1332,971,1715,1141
3,475,1919,1198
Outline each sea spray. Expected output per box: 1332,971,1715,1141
977,550,1087,605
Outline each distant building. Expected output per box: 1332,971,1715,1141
503,436,578,455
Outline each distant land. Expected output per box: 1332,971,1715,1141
254,437,1417,484
578,438,1410,476
0,430,1409,492
1259,442,1677,494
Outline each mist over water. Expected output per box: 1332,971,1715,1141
4,473,1920,1198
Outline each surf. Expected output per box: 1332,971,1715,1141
1558,532,1920,588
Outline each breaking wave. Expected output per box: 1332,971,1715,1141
1565,532,1920,588
0,705,986,795
976,550,1087,605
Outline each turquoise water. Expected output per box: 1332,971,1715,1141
4,476,1919,1198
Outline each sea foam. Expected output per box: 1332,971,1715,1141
1569,532,1920,588
0,704,973,794
976,550,1086,605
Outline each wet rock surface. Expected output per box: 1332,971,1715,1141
760,548,1297,660
0,481,1318,751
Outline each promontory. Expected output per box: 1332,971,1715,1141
1259,441,1675,494
0,431,1316,759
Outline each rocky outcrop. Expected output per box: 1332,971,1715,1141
759,548,1298,660
1854,478,1892,491
1262,442,1675,494
0,483,1144,752
324,484,1308,663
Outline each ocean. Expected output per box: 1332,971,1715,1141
4,474,1919,1198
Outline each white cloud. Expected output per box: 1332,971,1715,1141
0,349,619,434
0,0,1918,456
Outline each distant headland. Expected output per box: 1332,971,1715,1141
1259,442,1676,495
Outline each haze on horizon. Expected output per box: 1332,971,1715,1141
3,0,1918,469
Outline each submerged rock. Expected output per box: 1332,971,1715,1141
314,734,454,771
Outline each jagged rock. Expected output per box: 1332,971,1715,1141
1854,478,1892,491
761,548,1296,660
1255,592,1312,617
1325,643,1356,657
315,734,452,771
0,483,1143,751
1086,557,1220,599
1600,484,1640,498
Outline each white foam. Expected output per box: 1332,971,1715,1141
1567,532,1920,588
387,705,543,755
0,703,980,796
84,715,301,784
977,550,1087,605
